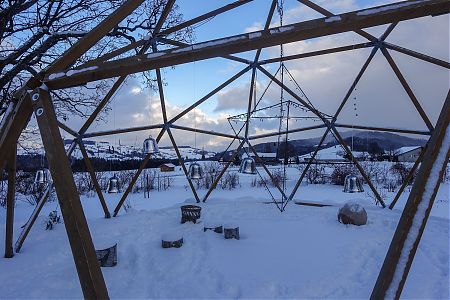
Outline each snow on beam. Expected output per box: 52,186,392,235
371,91,450,300
45,0,450,90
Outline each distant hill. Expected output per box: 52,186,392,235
216,130,427,159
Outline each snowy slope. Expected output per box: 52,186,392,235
299,145,367,161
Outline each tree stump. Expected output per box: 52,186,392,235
95,244,117,267
203,222,223,233
161,233,183,248
224,224,239,240
180,205,201,224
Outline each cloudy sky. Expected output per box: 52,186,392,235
56,0,449,151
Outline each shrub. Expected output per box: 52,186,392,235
330,164,354,185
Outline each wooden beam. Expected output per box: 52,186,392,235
247,141,289,203
170,124,243,140
384,42,450,69
331,126,386,207
244,68,257,139
58,121,78,137
202,140,245,203
380,47,434,132
79,0,175,135
0,92,33,171
154,0,176,34
166,128,201,202
31,87,108,299
45,0,450,89
79,0,253,68
15,142,78,253
334,46,378,118
159,37,251,65
159,0,253,36
168,65,251,124
78,140,111,218
4,143,17,258
285,128,331,210
297,0,376,41
259,42,373,65
389,146,426,210
81,124,163,139
46,0,145,73
334,123,430,136
371,91,450,300
112,151,153,217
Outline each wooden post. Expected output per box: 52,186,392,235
370,92,450,299
331,126,386,207
389,146,426,209
15,141,77,253
166,128,201,202
78,141,111,218
4,143,17,258
31,86,108,299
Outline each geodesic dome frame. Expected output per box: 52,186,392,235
0,1,448,299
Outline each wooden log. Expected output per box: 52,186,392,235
203,222,223,234
95,244,117,267
161,233,183,248
224,224,240,240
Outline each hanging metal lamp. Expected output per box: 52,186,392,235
188,162,203,179
143,135,159,155
343,175,364,193
107,175,120,193
239,157,256,174
34,168,51,186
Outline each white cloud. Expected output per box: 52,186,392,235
68,1,448,152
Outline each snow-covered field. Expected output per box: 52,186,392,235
0,165,448,299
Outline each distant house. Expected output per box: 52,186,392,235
394,146,422,162
159,163,175,172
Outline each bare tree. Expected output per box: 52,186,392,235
0,0,192,120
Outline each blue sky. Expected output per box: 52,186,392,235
56,0,449,151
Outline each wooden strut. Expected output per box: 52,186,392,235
15,141,77,253
44,0,450,90
31,87,108,299
331,126,386,207
285,127,331,210
389,146,426,210
202,140,246,203
201,0,277,204
370,91,450,300
380,46,435,133
112,0,178,216
78,140,111,218
4,143,17,258
282,20,397,209
247,140,289,202
166,128,201,202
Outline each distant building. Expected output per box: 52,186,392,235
394,146,422,162
159,163,175,172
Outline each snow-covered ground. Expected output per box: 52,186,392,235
0,165,448,299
